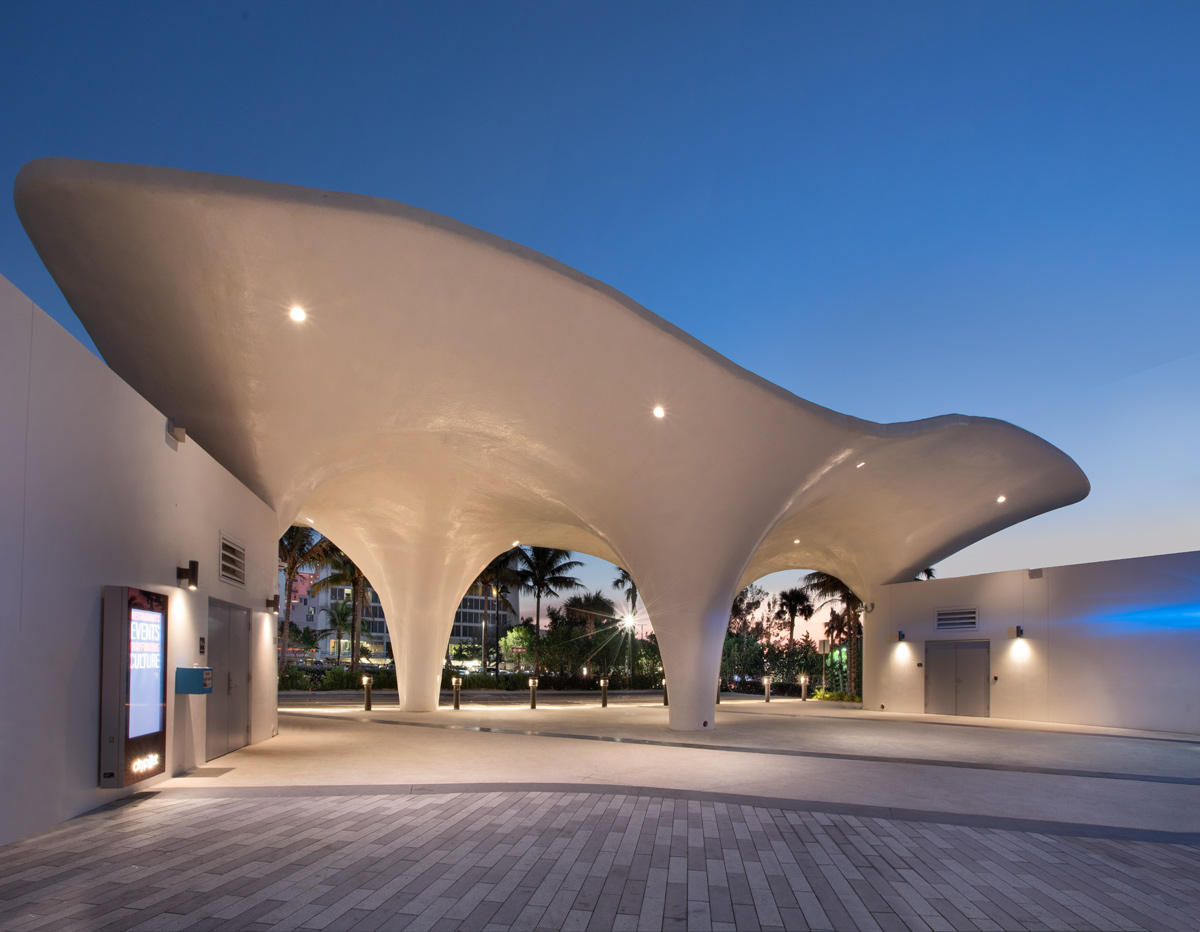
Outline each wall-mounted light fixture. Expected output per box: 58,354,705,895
166,418,186,443
1015,625,1024,638
897,630,905,641
176,560,198,590
266,595,280,614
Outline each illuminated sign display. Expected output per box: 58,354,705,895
100,587,169,788
128,608,165,738
130,753,161,773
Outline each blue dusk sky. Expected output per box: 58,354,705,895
2,2,1198,629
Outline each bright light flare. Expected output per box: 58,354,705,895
652,405,665,418
289,305,306,321
997,495,1007,503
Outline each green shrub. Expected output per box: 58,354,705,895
320,667,362,690
278,666,310,690
810,689,860,702
371,669,396,689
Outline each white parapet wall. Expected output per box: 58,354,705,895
863,549,1200,735
0,274,278,846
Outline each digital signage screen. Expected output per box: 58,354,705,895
100,586,169,787
128,607,165,739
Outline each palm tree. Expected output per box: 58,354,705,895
822,606,850,691
513,547,583,674
562,590,617,639
310,548,370,674
611,566,639,618
318,599,354,664
804,571,864,696
730,584,768,635
277,526,331,670
473,549,520,678
916,567,936,580
773,587,814,646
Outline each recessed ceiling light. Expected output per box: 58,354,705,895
793,539,800,544
512,540,520,547
997,495,1007,503
289,305,306,322
305,518,313,524
856,462,865,468
652,405,665,418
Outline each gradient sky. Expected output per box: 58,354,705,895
2,2,1198,635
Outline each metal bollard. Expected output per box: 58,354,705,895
600,677,608,708
452,676,461,710
762,675,771,703
662,676,669,707
529,677,538,709
362,675,373,711
716,679,721,705
800,675,808,701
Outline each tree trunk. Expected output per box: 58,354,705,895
280,570,294,671
848,613,859,698
350,575,363,674
533,592,542,674
492,588,501,679
480,585,488,681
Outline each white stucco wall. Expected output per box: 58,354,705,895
0,274,277,846
864,549,1200,735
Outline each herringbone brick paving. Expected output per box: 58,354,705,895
0,789,1197,932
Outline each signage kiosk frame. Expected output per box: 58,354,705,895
100,586,169,787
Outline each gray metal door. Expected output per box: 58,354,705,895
924,641,958,714
206,600,251,760
955,641,990,717
925,640,990,717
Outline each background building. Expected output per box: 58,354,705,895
280,566,520,665
863,548,1200,734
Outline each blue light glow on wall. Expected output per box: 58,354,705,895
1088,602,1200,636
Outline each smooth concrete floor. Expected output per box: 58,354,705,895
172,693,1200,837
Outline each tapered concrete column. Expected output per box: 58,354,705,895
628,550,748,731
652,608,730,731
307,506,488,713
376,552,480,712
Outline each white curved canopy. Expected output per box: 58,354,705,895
14,158,1088,729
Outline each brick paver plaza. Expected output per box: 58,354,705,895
1,697,1198,931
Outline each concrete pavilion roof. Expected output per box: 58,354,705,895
14,157,1088,611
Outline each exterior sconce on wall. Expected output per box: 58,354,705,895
266,595,280,614
166,418,187,442
176,560,198,590
1015,625,1024,638
897,630,905,642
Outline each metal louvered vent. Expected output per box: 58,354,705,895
219,535,246,587
935,608,977,631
